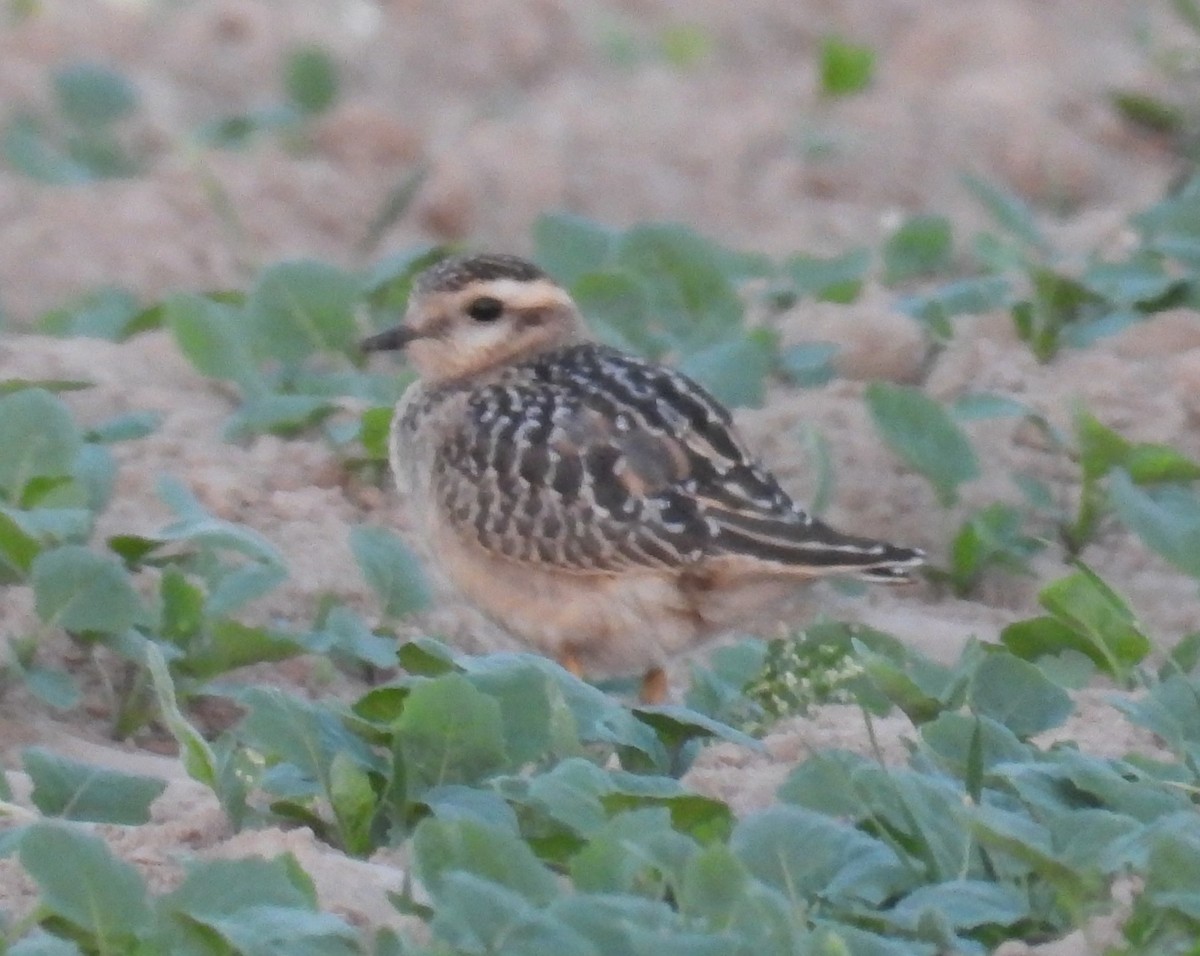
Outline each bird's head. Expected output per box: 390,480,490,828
361,253,588,383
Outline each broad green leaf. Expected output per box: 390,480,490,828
349,524,429,618
238,686,382,789
22,665,80,710
899,275,1011,333
865,383,979,506
784,248,870,303
329,750,378,856
8,933,84,956
1113,674,1200,762
733,805,910,906
247,260,361,363
568,807,697,894
84,410,160,444
883,215,953,284
162,855,315,919
614,223,743,345
430,872,595,956
359,405,393,462
819,35,875,96
413,817,559,904
534,212,616,285
967,652,1071,738
2,114,92,184
1082,253,1179,307
571,270,659,357
0,509,40,578
395,673,508,796
678,843,750,929
1138,826,1200,920
202,905,360,956
224,392,337,439
885,880,1028,932
853,638,967,724
969,803,1096,894
777,342,838,388
53,62,137,127
164,293,264,391
156,475,284,565
1034,565,1151,682
37,286,142,341
461,656,554,765
677,329,776,408
284,45,338,114
1110,470,1200,579
23,747,165,824
177,619,305,679
0,389,81,503
20,823,152,943
32,545,142,634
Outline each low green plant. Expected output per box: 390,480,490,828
2,61,141,183
197,44,341,149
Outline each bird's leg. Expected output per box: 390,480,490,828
639,666,668,705
558,650,584,679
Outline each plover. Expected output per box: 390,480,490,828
362,253,924,702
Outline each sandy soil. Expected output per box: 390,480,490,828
0,1,1196,950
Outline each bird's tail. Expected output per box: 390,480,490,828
710,508,925,583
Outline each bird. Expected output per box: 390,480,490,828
361,252,924,703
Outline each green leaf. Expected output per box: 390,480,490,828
146,642,219,788
677,329,776,408
329,750,379,856
413,816,559,904
883,215,953,284
0,509,40,578
1034,564,1151,682
614,224,743,346
777,342,838,387
164,293,264,391
2,114,92,184
395,673,508,797
571,270,659,357
961,174,1046,250
1110,470,1200,579
1111,90,1185,135
225,392,338,439
0,388,81,503
349,525,429,618
20,823,152,943
359,405,393,461
37,286,143,341
23,747,165,824
32,545,142,634
8,933,85,956
284,45,338,114
732,805,909,906
967,652,1072,738
239,687,382,789
818,35,875,96
784,248,870,303
885,879,1028,933
247,260,361,363
85,410,161,444
53,62,137,128
178,619,305,679
865,383,979,506
534,212,616,285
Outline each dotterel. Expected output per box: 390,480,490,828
362,253,924,701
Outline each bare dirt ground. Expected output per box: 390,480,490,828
0,1,1196,949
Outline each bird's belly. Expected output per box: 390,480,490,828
429,523,704,676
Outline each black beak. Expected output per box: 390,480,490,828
360,325,418,353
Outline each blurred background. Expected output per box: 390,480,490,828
0,0,1185,323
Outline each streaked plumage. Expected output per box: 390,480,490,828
363,253,924,696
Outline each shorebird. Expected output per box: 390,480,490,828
362,253,924,702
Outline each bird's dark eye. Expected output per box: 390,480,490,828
466,296,504,322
